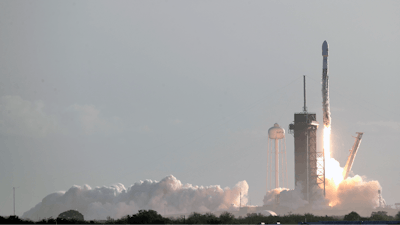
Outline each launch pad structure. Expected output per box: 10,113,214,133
289,76,325,202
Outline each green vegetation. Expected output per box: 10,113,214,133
369,211,393,221
58,209,84,221
343,211,361,221
1,210,400,224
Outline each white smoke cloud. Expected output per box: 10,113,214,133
263,185,308,211
328,175,382,210
263,175,383,212
22,175,248,221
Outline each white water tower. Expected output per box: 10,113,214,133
267,123,287,191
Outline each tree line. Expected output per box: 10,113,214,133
1,209,400,224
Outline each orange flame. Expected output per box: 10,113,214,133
323,125,344,207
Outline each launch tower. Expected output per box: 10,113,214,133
289,76,324,202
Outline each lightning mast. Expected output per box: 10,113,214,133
13,187,15,216
13,187,19,216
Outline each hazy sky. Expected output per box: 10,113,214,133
1,0,400,217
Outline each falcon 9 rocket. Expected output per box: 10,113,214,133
322,40,331,128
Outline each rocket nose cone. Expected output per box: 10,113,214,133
322,40,329,56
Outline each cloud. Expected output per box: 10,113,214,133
0,95,58,137
0,95,123,137
171,119,183,125
141,125,151,133
67,104,123,135
22,175,249,221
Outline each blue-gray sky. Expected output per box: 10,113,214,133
1,0,399,217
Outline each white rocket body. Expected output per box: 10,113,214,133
322,40,331,128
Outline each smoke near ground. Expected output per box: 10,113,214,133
263,174,383,212
327,175,382,209
22,175,248,221
263,186,308,210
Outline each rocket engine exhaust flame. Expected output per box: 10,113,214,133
323,126,343,188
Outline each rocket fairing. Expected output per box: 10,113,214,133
322,40,331,127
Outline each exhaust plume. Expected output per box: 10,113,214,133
22,175,248,221
326,175,382,209
263,174,382,212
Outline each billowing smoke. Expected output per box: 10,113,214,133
263,173,383,212
22,175,248,221
326,175,382,209
263,186,308,210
